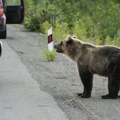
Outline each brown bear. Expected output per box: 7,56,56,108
54,35,120,99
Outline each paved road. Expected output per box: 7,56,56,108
2,25,120,120
0,31,69,120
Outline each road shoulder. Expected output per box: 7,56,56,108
0,41,69,120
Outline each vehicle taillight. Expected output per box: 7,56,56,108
0,5,4,15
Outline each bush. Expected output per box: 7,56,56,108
53,22,68,42
42,50,56,61
41,21,52,34
24,1,58,32
72,19,86,38
24,0,120,46
24,6,43,32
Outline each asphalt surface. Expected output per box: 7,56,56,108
0,27,69,120
2,25,120,120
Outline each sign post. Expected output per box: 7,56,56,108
48,28,53,51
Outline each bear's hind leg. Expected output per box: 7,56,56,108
102,64,120,99
102,79,119,99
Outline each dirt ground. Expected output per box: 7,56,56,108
6,25,120,120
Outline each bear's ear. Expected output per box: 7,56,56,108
66,35,72,40
67,38,73,44
72,35,77,38
66,35,73,44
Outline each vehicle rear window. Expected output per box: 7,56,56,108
6,0,20,6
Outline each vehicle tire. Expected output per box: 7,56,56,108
0,26,7,39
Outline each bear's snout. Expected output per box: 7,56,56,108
54,44,58,51
54,43,64,53
54,44,57,49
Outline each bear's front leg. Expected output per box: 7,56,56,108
77,88,86,97
78,68,93,98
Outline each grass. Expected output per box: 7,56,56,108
42,49,56,61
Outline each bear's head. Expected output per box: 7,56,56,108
54,35,82,61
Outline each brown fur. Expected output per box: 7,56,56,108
54,35,120,99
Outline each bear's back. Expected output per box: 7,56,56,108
95,45,120,58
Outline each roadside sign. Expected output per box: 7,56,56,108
48,28,53,51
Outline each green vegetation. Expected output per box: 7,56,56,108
24,0,120,45
42,50,56,61
6,0,20,5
